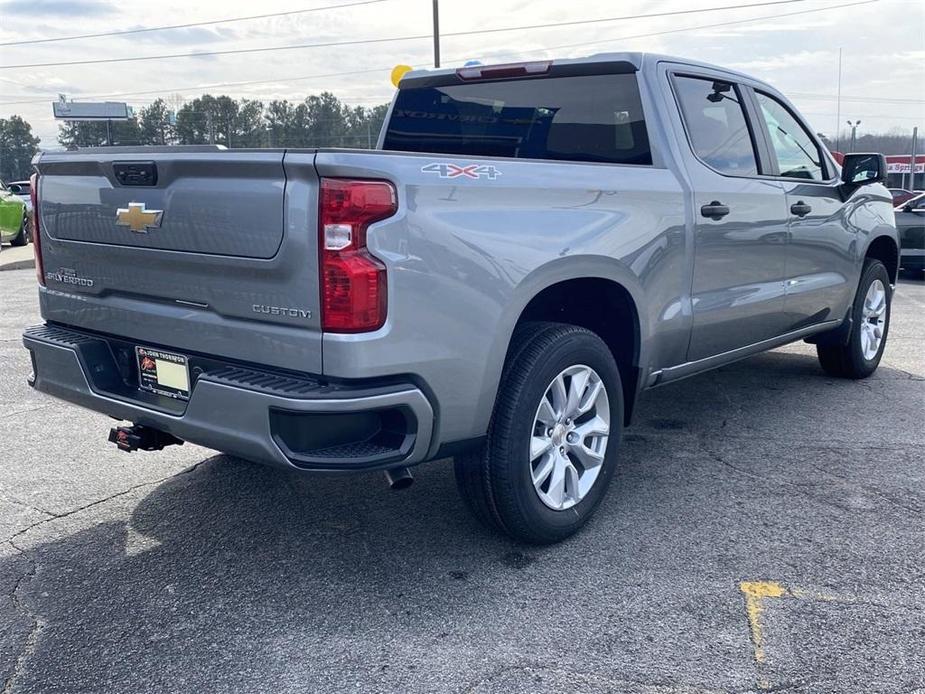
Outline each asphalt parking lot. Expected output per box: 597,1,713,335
0,267,922,694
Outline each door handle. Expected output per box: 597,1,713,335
790,201,812,217
700,201,730,220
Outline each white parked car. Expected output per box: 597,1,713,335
6,180,32,215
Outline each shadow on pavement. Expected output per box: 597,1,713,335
4,350,923,693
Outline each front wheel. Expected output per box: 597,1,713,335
454,322,623,544
817,259,891,378
10,213,29,247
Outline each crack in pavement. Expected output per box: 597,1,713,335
640,421,919,453
2,540,42,694
0,491,54,520
891,367,925,382
5,404,54,417
698,437,922,518
461,662,732,694
1,459,209,694
806,459,923,516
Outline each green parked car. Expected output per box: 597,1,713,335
0,179,30,248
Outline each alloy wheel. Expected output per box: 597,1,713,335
860,278,887,360
529,364,610,511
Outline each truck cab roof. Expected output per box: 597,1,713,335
401,52,768,90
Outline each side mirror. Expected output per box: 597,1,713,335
840,152,887,186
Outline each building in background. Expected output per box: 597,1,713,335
885,154,925,190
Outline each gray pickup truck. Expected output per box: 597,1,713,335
23,53,898,544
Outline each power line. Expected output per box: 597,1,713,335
3,36,427,71
0,0,816,70
789,92,925,105
801,111,923,120
489,0,879,65
0,0,886,109
452,0,814,39
0,0,390,48
0,68,395,106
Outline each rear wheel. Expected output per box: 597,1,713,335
817,259,891,378
454,322,623,544
10,212,29,247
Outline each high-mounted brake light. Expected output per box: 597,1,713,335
29,172,44,287
319,178,397,333
456,60,551,81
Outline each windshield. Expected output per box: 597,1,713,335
382,73,651,166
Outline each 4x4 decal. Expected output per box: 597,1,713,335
421,162,501,180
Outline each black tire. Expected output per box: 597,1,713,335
817,259,891,379
454,322,623,544
10,213,29,247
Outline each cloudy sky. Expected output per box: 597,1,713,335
0,0,922,147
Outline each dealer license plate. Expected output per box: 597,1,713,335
136,346,190,400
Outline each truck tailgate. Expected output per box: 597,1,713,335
34,148,324,374
40,149,285,257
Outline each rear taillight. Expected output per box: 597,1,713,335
319,178,397,332
29,172,44,286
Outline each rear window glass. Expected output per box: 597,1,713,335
382,73,652,166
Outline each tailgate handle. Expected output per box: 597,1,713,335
114,161,158,186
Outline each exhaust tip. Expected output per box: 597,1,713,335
384,466,414,490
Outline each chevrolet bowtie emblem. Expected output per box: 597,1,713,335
115,202,163,233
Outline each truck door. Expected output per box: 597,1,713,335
749,90,858,330
667,71,791,362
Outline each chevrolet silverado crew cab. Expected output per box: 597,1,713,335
23,53,898,544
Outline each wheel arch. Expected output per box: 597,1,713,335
864,233,899,284
478,257,647,430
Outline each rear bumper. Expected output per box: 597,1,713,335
23,324,434,472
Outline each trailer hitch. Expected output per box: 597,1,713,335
108,424,184,453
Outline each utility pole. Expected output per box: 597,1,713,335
846,120,861,153
834,48,842,152
367,120,372,149
909,126,919,190
432,0,440,68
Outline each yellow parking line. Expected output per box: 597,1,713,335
739,581,848,690
739,580,788,666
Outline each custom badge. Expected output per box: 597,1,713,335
115,202,163,233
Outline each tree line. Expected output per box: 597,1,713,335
0,116,41,181
818,131,922,156
0,90,922,183
55,93,390,150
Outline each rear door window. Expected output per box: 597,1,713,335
382,73,652,165
672,75,758,176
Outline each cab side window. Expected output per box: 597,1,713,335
755,92,825,181
673,75,758,176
